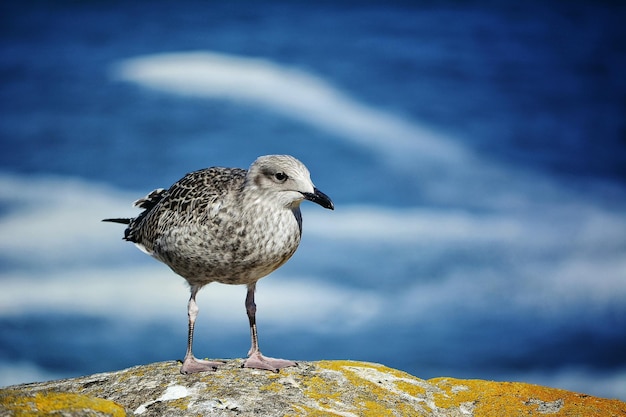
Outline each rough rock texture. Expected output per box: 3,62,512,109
1,360,624,416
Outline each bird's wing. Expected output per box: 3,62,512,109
160,167,247,216
127,167,248,248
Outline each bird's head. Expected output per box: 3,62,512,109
247,155,334,210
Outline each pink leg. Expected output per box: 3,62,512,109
180,285,224,374
242,283,297,372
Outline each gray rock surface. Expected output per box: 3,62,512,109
1,360,624,416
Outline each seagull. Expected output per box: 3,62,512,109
103,155,333,373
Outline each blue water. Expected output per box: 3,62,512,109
1,1,626,400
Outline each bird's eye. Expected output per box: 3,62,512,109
274,172,288,182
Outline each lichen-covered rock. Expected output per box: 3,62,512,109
1,360,624,416
0,391,126,417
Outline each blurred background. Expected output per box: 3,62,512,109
1,0,625,400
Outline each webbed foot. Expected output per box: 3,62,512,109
242,351,297,372
180,356,224,374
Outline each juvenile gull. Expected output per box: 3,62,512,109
103,155,333,374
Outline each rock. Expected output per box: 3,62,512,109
1,360,624,416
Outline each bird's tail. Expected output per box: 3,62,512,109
102,188,164,242
102,218,131,224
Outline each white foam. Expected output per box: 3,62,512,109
1,173,625,323
0,174,137,265
306,206,527,243
112,52,468,166
0,265,381,335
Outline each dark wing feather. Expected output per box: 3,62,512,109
133,188,165,210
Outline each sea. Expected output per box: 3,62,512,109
1,0,625,401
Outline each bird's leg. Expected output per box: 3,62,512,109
180,285,223,374
242,283,297,372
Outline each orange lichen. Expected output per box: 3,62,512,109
260,381,285,393
0,391,126,417
430,377,626,417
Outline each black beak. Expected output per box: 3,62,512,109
303,188,334,210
